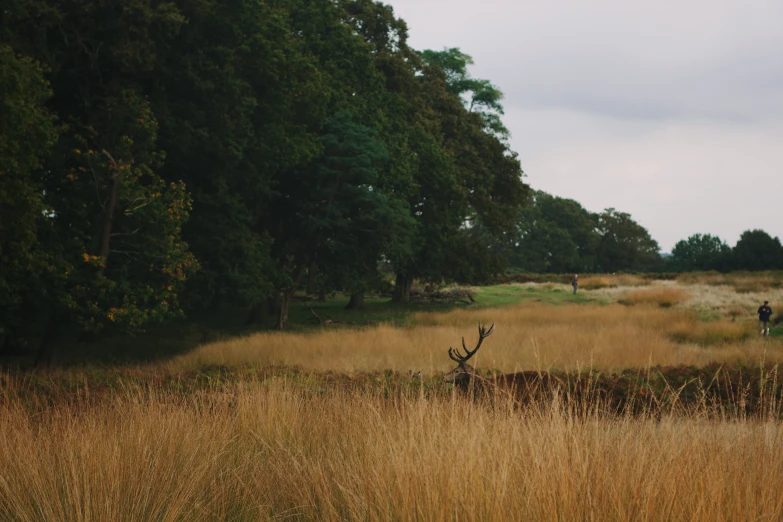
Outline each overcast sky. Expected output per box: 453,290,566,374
385,0,783,252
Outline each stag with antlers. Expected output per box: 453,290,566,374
444,323,563,400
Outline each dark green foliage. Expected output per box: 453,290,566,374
0,46,59,342
595,208,662,272
667,230,783,273
507,193,662,274
510,191,598,273
420,47,509,138
731,230,783,271
2,0,196,354
0,0,532,350
669,234,732,272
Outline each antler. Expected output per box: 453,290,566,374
448,323,495,363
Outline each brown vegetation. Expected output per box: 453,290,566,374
173,301,780,372
620,287,690,307
580,274,651,290
677,271,783,293
2,274,783,520
2,376,783,521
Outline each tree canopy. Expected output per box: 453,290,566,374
0,0,532,356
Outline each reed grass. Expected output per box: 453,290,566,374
2,383,783,521
620,288,690,308
668,319,755,345
172,301,782,373
580,274,650,290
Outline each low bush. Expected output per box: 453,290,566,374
581,277,615,290
725,306,748,321
621,288,690,308
667,320,754,345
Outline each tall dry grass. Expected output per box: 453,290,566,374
580,274,650,290
2,383,783,521
677,271,783,293
620,287,690,307
173,302,783,374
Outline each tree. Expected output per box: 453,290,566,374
420,47,509,138
149,0,324,317
669,234,731,272
732,230,783,271
0,46,59,351
388,48,529,300
509,191,598,273
595,208,661,272
267,112,399,326
2,1,197,363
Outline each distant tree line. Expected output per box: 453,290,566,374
494,191,783,274
0,0,530,362
667,231,783,272
502,190,782,275
505,191,662,274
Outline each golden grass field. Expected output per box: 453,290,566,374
174,282,782,373
2,275,783,521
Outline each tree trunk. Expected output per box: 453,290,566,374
276,290,293,330
392,273,413,303
306,262,319,295
99,150,121,266
34,310,61,369
275,264,306,330
345,291,365,310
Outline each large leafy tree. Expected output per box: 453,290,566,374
0,46,59,350
148,0,326,315
420,47,509,138
509,191,598,273
2,0,197,363
0,0,537,348
732,230,783,271
595,208,661,272
389,48,529,300
669,233,731,272
268,112,404,325
43,91,197,339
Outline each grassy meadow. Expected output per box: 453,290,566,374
2,272,783,521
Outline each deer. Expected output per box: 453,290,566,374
443,323,564,401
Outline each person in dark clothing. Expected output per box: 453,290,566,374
758,300,772,336
572,275,579,295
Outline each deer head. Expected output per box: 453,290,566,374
443,323,495,386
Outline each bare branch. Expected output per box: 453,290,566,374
110,228,141,237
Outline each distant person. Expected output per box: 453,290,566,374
758,301,772,336
572,274,579,295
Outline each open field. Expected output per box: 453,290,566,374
174,280,782,372
2,273,783,521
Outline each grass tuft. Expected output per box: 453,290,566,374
667,320,754,345
620,288,690,308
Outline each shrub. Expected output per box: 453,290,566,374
621,288,689,308
613,274,651,287
581,277,615,290
725,306,747,321
668,320,754,345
